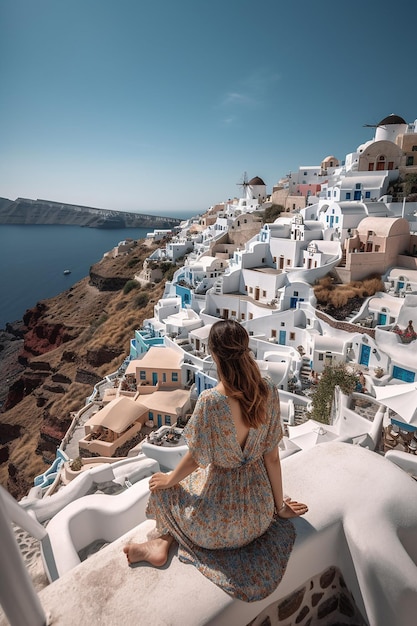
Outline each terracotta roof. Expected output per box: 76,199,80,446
85,396,147,432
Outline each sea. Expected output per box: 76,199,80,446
0,222,181,330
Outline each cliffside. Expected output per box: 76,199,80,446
0,238,167,499
0,197,181,229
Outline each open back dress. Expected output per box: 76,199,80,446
146,377,296,602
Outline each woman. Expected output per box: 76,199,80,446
124,320,308,601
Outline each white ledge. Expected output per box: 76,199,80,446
32,443,417,626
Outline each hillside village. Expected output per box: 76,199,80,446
2,113,417,626
76,112,417,457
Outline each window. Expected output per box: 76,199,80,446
140,370,146,380
318,354,324,361
165,416,171,425
271,329,277,338
368,163,374,171
231,310,236,317
346,192,351,199
262,290,266,297
287,259,291,266
407,156,414,166
290,332,295,340
280,322,285,327
355,183,361,190
365,192,371,198
162,373,166,382
294,291,299,296
241,313,245,320
249,287,253,293
171,372,178,382
148,411,154,421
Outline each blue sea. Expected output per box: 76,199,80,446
0,224,157,329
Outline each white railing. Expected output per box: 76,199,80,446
0,485,47,625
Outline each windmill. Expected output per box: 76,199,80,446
237,171,250,198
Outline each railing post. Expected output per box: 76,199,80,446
0,487,47,626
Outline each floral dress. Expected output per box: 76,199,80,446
146,377,296,602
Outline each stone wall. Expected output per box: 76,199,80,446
315,310,375,340
247,566,366,626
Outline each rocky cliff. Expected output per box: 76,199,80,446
0,238,168,499
0,197,181,229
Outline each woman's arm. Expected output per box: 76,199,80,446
149,450,199,491
264,446,309,519
263,445,284,512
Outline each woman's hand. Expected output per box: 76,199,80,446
149,472,173,491
277,497,308,519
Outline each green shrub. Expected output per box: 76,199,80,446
123,280,139,295
311,362,358,424
262,204,285,224
135,293,149,308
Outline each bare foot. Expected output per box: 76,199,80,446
277,498,308,519
123,535,174,567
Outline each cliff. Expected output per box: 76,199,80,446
0,197,181,229
0,238,170,499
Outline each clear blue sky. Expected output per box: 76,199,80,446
1,0,416,217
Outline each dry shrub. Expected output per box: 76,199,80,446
330,290,350,308
316,276,333,289
314,287,331,303
315,274,384,309
362,276,385,293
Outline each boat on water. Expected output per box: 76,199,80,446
63,269,71,275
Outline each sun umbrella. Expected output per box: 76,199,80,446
374,382,417,427
287,421,338,450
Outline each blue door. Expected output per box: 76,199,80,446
354,190,361,200
279,330,286,345
290,297,298,308
157,414,162,427
359,344,370,366
152,372,158,385
378,313,387,325
392,366,415,382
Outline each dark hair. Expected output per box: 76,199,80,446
208,320,269,427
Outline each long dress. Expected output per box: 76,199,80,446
146,377,296,602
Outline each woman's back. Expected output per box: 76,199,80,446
215,382,250,450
